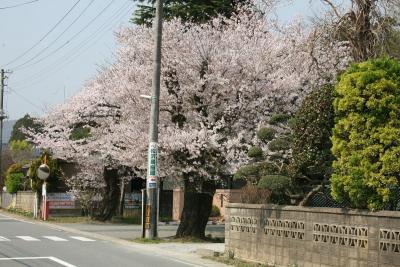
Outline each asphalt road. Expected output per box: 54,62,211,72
0,213,221,267
55,222,225,241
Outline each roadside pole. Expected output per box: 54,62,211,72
0,69,7,189
145,0,163,239
37,156,50,220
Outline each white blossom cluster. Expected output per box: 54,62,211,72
28,7,351,194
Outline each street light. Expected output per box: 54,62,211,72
144,0,163,239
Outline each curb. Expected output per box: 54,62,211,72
0,210,227,267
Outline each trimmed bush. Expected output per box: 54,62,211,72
269,113,291,125
331,58,400,210
256,127,276,142
291,85,335,182
258,175,292,204
268,137,291,152
247,146,263,159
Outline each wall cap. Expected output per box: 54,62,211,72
225,203,400,218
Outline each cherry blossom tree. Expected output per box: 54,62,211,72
29,5,350,236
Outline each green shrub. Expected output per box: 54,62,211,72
258,175,291,192
210,205,221,217
247,146,263,159
291,85,335,182
268,137,291,152
234,162,280,184
269,113,291,125
331,58,400,210
256,127,276,142
29,153,63,193
258,175,292,204
6,172,24,193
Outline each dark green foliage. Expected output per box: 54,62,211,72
5,163,24,193
131,0,249,25
5,172,24,194
268,137,292,152
247,146,263,159
331,58,400,210
269,113,291,125
258,175,291,204
9,114,42,142
70,127,91,140
291,85,335,183
234,161,282,185
256,127,276,143
235,113,293,188
29,153,63,193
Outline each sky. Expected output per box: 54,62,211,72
0,0,331,121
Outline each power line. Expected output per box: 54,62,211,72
5,0,81,67
0,0,39,10
12,0,117,71
8,87,43,111
12,2,133,90
9,0,95,70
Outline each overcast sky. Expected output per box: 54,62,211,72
0,0,328,121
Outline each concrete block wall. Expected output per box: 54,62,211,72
15,191,35,213
225,203,400,267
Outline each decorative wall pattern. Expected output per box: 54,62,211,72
380,229,400,253
263,219,305,240
313,223,368,249
230,216,258,234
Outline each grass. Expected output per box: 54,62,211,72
133,238,166,244
4,208,33,218
47,216,93,223
132,235,224,244
204,255,271,267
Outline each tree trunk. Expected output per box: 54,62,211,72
96,168,120,221
175,179,216,239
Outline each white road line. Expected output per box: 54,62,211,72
16,236,40,241
48,256,78,267
69,236,95,242
0,257,77,267
0,236,10,241
43,236,68,241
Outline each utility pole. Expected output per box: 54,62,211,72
145,0,163,239
0,69,8,188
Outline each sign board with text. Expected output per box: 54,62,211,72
147,142,158,189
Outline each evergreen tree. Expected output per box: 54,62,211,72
131,0,248,25
9,114,42,142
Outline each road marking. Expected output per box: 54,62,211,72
16,236,40,241
48,256,77,267
0,236,10,241
43,236,68,241
0,257,77,267
69,236,95,242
